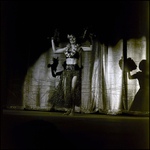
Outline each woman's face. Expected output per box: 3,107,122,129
68,34,76,44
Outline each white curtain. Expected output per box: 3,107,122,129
81,39,123,114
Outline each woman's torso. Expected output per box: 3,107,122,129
65,44,81,65
66,58,78,65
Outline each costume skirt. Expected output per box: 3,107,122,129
48,68,81,109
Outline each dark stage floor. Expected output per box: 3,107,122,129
1,109,149,149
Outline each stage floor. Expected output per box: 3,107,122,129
1,109,149,149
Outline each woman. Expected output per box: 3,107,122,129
50,32,93,115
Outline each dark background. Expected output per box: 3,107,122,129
1,1,149,107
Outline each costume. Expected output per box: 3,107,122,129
48,43,82,110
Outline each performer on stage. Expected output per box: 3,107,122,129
49,29,93,115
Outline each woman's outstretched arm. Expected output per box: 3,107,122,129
81,45,92,51
81,34,93,51
51,37,67,53
128,71,138,79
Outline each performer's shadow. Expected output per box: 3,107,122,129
119,58,149,112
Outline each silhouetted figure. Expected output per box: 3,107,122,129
127,59,149,112
47,57,59,77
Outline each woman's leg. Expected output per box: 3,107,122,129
63,75,72,115
69,76,78,115
64,77,67,100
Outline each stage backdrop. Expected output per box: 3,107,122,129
22,37,147,114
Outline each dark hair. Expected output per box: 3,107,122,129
67,29,82,45
139,59,147,71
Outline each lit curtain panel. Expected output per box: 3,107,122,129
89,39,123,114
104,40,123,114
23,48,57,110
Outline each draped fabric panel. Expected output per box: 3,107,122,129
23,37,148,114
88,40,123,114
